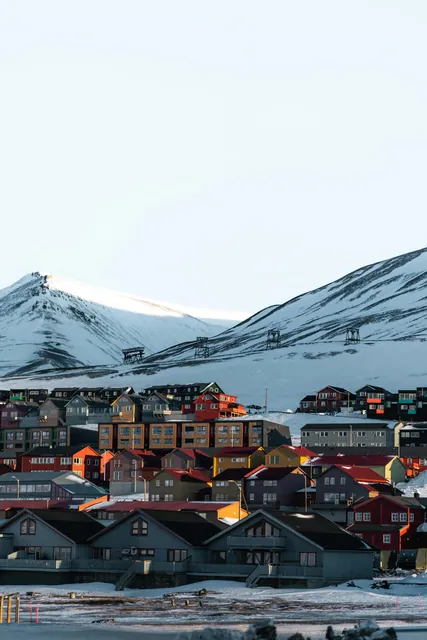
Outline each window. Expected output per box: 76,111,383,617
20,518,36,535
391,513,399,522
167,549,188,562
73,458,82,465
165,494,173,501
300,552,316,566
61,457,72,465
249,493,255,501
355,512,362,522
399,513,407,522
113,470,123,480
340,477,346,485
54,547,72,561
262,493,277,504
245,520,280,537
269,455,280,465
151,494,160,501
410,513,415,522
131,518,148,536
383,534,391,544
362,512,371,522
165,479,174,487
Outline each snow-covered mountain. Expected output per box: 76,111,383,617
0,273,241,376
5,248,427,410
141,246,427,364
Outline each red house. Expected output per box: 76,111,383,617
20,445,105,484
316,386,355,413
194,392,246,421
347,495,425,552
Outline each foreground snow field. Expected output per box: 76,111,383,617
1,578,427,637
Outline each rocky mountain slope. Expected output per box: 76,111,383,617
0,273,231,376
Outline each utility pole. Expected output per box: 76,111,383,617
265,389,268,413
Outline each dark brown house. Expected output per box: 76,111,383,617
150,468,211,502
161,448,212,474
244,466,312,508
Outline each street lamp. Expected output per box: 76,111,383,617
131,460,148,500
11,475,20,499
229,480,249,520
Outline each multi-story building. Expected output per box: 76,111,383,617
9,389,48,404
38,398,68,427
213,446,265,476
315,386,355,413
161,448,212,473
0,471,108,502
300,422,395,450
355,385,391,415
50,388,80,400
265,445,315,467
65,396,112,425
20,445,105,483
149,468,211,502
399,424,427,477
140,382,224,415
397,389,418,419
306,454,406,484
0,402,40,428
245,466,312,508
107,449,161,496
298,395,317,412
315,465,391,505
194,392,246,421
111,394,145,423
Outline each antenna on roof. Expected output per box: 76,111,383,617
194,337,210,358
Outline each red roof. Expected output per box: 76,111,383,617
216,447,261,457
0,500,69,510
165,449,212,460
316,455,395,467
96,501,233,512
334,465,389,484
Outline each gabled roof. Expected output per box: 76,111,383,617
204,509,370,551
164,448,212,461
356,385,390,394
213,468,254,481
89,508,221,546
300,395,317,402
354,494,424,511
348,523,405,533
161,469,210,483
0,508,103,543
92,501,237,513
317,386,353,394
333,465,389,484
269,444,316,458
246,466,304,480
22,445,99,458
311,455,398,467
215,446,262,458
42,398,69,409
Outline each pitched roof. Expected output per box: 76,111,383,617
163,469,210,483
274,511,369,550
310,454,397,466
318,386,352,394
348,523,405,533
90,509,221,545
216,447,261,457
300,395,316,402
246,466,303,480
43,398,69,409
213,468,253,481
27,509,103,542
22,445,99,457
93,501,236,513
334,465,389,483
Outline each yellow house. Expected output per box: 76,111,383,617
265,445,316,468
213,446,265,477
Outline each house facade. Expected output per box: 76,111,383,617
204,509,373,586
315,386,355,413
213,447,265,477
20,446,104,483
265,445,315,468
245,466,312,508
149,468,211,502
108,449,161,497
65,396,112,425
194,393,246,422
300,423,395,450
315,465,390,505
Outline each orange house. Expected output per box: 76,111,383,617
21,445,104,483
194,392,246,421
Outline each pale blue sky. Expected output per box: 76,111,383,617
1,1,426,313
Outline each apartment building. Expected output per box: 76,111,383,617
300,423,395,449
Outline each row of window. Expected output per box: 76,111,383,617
354,511,413,523
0,484,50,494
324,477,346,486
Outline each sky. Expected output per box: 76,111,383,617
1,1,426,316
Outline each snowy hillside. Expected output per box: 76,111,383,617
0,273,238,375
140,246,427,365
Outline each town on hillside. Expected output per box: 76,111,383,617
0,380,427,590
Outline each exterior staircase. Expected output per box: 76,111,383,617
115,561,140,591
246,563,276,588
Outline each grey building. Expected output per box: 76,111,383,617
245,467,311,509
211,469,249,502
0,508,104,560
300,423,395,450
315,465,391,505
0,472,107,502
89,508,221,564
204,509,373,586
150,469,211,502
65,396,112,425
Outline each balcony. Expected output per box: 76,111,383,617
0,559,71,571
187,562,323,579
226,536,287,549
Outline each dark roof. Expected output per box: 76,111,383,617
216,447,261,457
145,510,221,545
44,398,69,409
307,446,398,456
273,511,369,550
213,468,252,481
348,523,404,533
300,395,316,402
90,508,221,546
301,423,392,431
313,455,398,467
247,466,302,480
356,385,390,394
319,386,352,394
30,509,104,543
22,445,97,457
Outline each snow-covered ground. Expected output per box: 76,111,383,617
2,577,427,634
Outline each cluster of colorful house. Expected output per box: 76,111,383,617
1,381,427,588
299,384,427,420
